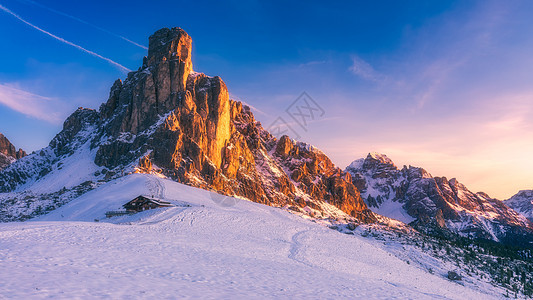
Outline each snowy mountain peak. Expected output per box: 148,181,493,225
511,190,533,199
506,190,533,222
368,152,395,166
345,152,399,176
347,158,365,170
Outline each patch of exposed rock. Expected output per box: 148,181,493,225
0,133,26,170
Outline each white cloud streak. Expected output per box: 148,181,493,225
0,4,131,73
0,83,65,123
21,0,148,50
349,55,383,82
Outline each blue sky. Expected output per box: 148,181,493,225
1,0,532,199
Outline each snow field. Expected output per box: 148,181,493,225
0,174,499,299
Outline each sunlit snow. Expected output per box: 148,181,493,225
0,174,500,299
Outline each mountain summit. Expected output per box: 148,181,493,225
0,27,374,222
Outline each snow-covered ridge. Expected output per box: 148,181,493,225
345,152,533,243
368,152,395,166
507,190,533,222
347,158,365,170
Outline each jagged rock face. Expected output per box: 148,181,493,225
0,27,374,223
258,135,372,221
147,27,192,91
346,153,533,242
0,108,99,193
97,27,375,222
100,28,193,135
51,109,99,157
0,133,26,170
506,190,533,222
96,28,231,172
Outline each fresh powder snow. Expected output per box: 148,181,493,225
0,174,501,299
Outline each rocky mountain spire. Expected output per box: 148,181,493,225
96,27,232,170
146,27,192,91
94,27,373,221
90,31,362,222
0,133,26,170
0,27,375,223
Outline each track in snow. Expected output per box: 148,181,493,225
145,176,165,199
288,229,314,267
0,174,505,299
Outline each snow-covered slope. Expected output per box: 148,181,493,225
346,153,533,243
0,110,107,221
507,190,533,222
0,174,501,299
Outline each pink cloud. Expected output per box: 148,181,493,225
0,83,66,124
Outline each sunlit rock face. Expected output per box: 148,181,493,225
95,28,232,173
0,133,26,170
346,153,533,244
0,27,375,223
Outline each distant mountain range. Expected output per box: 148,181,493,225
346,153,533,245
0,27,531,247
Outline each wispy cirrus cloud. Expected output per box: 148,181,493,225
0,83,66,124
0,3,131,73
348,55,385,82
20,0,147,50
298,60,327,68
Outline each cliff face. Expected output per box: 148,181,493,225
0,28,374,223
95,27,374,222
0,133,26,170
346,153,533,243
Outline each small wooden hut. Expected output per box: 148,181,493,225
123,195,173,212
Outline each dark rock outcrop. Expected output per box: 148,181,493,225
0,133,26,170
